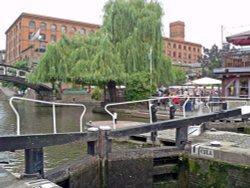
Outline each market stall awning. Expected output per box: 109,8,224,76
185,77,222,85
226,30,250,46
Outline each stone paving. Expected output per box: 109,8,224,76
200,131,250,149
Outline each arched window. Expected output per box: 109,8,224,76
40,22,46,30
51,35,57,43
79,28,86,35
51,24,57,31
29,21,35,28
71,27,76,33
61,25,67,33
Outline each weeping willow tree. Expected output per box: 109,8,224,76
27,35,72,95
102,0,172,86
69,32,125,102
28,0,173,102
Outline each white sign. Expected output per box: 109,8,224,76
191,144,214,158
199,147,214,158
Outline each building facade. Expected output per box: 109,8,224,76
5,14,202,77
5,13,100,66
163,21,203,78
214,48,250,98
164,21,202,64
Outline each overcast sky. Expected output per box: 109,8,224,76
1,0,250,50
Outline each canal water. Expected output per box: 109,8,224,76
0,93,148,175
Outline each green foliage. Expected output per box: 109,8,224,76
69,33,125,84
91,87,103,101
201,43,237,77
171,66,187,85
27,36,71,85
102,0,171,85
14,60,29,70
28,0,172,101
125,72,156,100
188,158,201,174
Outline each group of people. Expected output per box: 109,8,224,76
153,86,221,113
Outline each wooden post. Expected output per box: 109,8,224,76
176,127,188,150
87,127,99,155
150,104,158,145
98,126,112,159
24,148,44,178
98,126,112,188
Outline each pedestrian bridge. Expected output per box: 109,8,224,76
0,64,52,92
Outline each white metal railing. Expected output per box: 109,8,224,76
0,65,28,78
104,95,246,129
104,96,193,129
9,96,86,135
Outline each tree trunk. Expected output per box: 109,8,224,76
107,80,116,102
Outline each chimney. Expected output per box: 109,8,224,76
169,21,185,41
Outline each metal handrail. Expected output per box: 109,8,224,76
104,96,192,129
9,96,86,135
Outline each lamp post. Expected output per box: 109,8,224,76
149,46,153,87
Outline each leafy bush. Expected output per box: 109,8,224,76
125,72,156,101
91,87,102,101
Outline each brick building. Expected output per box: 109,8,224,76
5,14,202,77
164,21,203,77
5,13,100,66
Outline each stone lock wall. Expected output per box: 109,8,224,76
188,157,250,188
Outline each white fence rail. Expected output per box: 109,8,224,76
9,96,86,135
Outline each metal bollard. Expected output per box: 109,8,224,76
150,104,158,145
24,148,44,178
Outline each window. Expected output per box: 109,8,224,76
193,47,196,52
188,46,191,51
79,28,86,35
29,21,35,28
40,34,46,41
51,24,57,31
173,51,176,57
61,25,67,33
168,43,171,48
28,32,33,40
173,44,176,48
188,54,191,59
71,27,76,33
183,45,186,50
178,44,182,49
51,35,57,43
178,52,182,58
40,22,46,30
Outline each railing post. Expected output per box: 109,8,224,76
87,127,99,155
176,127,188,150
24,148,44,178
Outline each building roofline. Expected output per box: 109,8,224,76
5,12,101,34
163,36,202,47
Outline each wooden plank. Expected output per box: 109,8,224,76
0,132,98,151
109,108,241,138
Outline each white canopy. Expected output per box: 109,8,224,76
186,77,222,85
